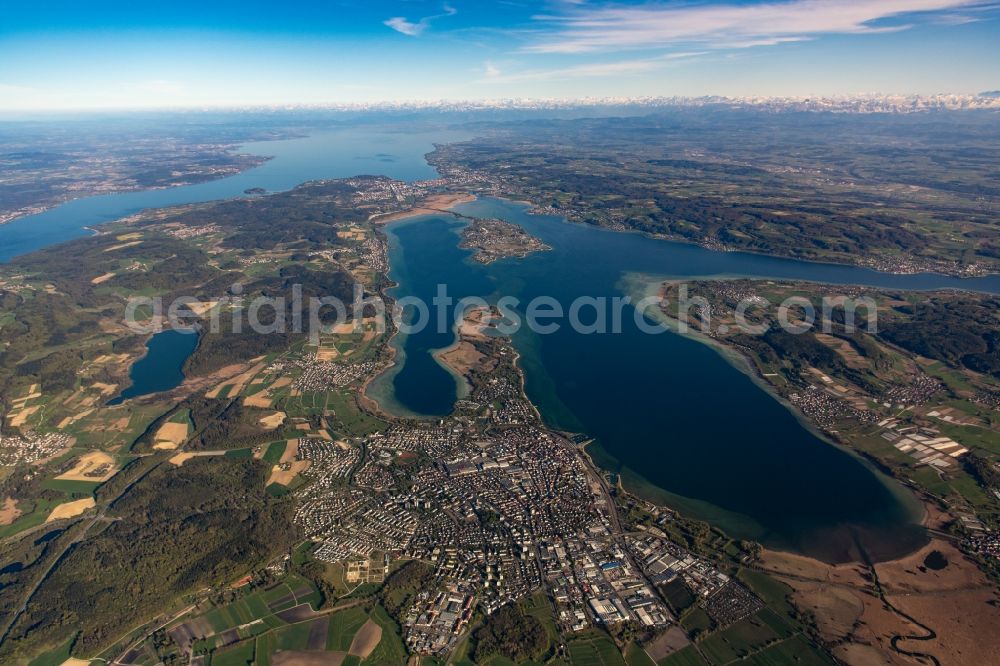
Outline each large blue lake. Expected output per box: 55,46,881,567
4,127,998,561
0,128,462,262
373,199,1000,562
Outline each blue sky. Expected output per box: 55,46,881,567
1,0,998,109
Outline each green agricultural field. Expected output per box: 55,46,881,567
25,634,76,666
266,483,291,497
660,579,696,614
519,592,560,658
168,408,192,426
212,640,255,666
253,632,276,666
326,388,387,436
362,604,408,666
201,589,279,634
291,540,315,566
744,635,835,665
262,440,288,463
679,608,713,636
697,613,783,664
195,577,324,639
624,642,657,666
249,604,380,666
566,633,626,666
259,581,297,611
909,466,953,497
950,474,994,509
245,593,274,620
326,606,369,651
292,577,323,611
255,574,322,613
658,645,708,666
264,618,316,653
449,632,477,666
41,479,102,495
0,497,62,538
754,609,796,640
737,570,796,621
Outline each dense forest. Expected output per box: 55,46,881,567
880,297,1000,378
1,457,298,659
379,560,437,626
472,603,548,663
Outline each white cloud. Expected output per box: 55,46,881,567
384,4,458,37
932,12,984,22
484,61,503,77
526,0,991,53
385,17,429,36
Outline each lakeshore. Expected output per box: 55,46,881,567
362,194,483,418
0,128,466,263
361,195,940,563
1,160,994,666
9,160,947,564
3,116,999,665
357,212,998,660
370,192,476,224
431,306,498,400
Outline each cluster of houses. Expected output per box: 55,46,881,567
428,157,509,197
0,431,72,465
789,384,878,429
284,336,687,656
297,438,359,484
290,358,377,392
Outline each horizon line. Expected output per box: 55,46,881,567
2,91,1000,116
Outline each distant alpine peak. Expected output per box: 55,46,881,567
232,93,1000,114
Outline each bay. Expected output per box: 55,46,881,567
375,197,1000,561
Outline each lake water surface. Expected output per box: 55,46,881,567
107,330,200,405
0,128,461,262
374,198,1000,562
